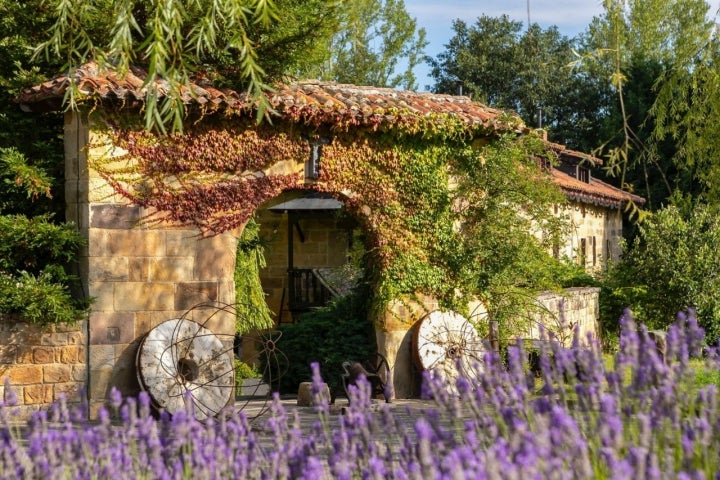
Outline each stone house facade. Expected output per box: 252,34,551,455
12,63,642,415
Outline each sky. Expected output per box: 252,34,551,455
404,0,720,90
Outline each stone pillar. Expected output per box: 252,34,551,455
374,295,439,399
65,112,238,415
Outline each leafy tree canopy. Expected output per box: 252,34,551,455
306,0,428,90
601,204,720,344
428,15,610,152
581,0,719,207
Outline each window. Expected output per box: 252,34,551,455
579,238,587,266
592,236,597,266
577,166,590,183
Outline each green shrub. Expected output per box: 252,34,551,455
0,214,83,274
234,359,261,383
266,287,376,394
0,268,90,326
0,214,88,326
599,204,720,345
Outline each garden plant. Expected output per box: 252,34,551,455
0,310,717,478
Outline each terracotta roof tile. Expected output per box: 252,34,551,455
16,62,517,132
16,62,641,208
552,168,645,208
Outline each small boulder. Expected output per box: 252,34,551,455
297,381,330,407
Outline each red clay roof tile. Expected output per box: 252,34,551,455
16,62,641,208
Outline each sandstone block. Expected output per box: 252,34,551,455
33,347,55,364
16,346,33,364
53,382,82,402
7,365,43,385
114,283,175,311
68,331,85,345
41,332,69,346
129,258,149,281
99,230,164,257
174,282,219,311
59,346,82,364
23,384,53,405
195,234,237,281
0,345,17,364
72,365,87,382
88,281,115,312
89,312,135,345
149,257,195,282
90,204,142,230
165,231,199,257
44,364,73,383
88,256,129,282
89,368,113,401
89,344,115,370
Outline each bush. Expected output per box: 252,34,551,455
0,214,88,326
0,268,90,326
0,214,83,275
600,204,720,345
266,288,376,395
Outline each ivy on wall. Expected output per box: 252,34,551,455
92,111,573,331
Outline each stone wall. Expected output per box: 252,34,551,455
559,202,624,272
530,287,601,345
0,320,86,419
66,112,238,415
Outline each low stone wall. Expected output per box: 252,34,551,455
0,320,86,419
530,287,601,345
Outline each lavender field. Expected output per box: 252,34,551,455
1,311,718,479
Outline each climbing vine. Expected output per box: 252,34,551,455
91,111,572,329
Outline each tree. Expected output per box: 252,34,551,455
601,204,720,344
428,15,609,151
580,0,719,208
306,0,428,90
29,0,279,132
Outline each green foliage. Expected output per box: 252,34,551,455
599,204,720,344
307,0,428,90
234,217,274,334
0,214,82,274
234,359,261,382
0,3,87,327
268,289,375,394
244,0,343,81
580,0,718,209
429,15,609,151
27,0,279,132
0,215,88,325
0,269,89,326
688,359,720,391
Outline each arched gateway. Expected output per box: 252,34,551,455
16,63,642,416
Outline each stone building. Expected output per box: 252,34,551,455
9,63,642,416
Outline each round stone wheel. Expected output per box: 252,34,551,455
136,318,234,420
412,310,485,387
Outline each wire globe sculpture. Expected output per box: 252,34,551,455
136,302,288,420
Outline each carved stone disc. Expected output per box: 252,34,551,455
136,318,234,420
412,310,485,387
